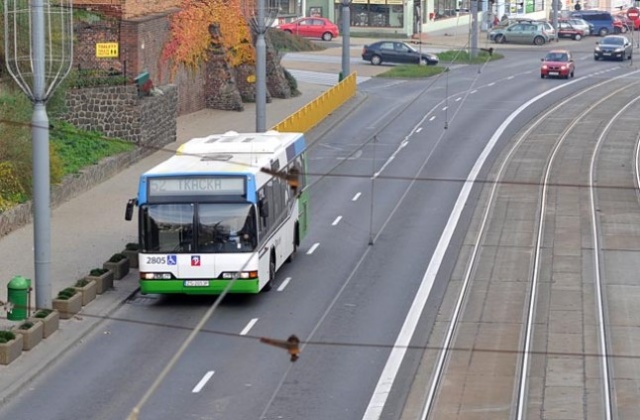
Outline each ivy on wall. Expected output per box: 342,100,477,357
161,0,256,77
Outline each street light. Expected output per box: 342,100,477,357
244,0,278,132
339,0,352,79
4,0,73,310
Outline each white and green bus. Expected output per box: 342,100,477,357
124,131,309,295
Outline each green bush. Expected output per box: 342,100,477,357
267,28,325,53
75,278,90,288
34,308,53,318
90,268,109,276
125,242,139,251
0,330,16,343
109,253,127,263
19,321,34,330
56,287,77,300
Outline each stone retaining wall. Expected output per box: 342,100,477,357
63,84,177,147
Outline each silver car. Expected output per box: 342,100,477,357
490,22,553,45
563,18,591,36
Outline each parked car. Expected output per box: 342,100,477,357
570,10,615,36
594,35,633,60
540,50,575,79
613,15,629,33
277,17,339,41
489,22,553,45
559,18,591,36
361,41,439,66
557,21,584,40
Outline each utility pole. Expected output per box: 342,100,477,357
340,0,352,79
4,0,73,310
471,0,478,58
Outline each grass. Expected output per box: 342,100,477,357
377,64,447,78
376,49,503,78
51,120,134,176
437,49,504,64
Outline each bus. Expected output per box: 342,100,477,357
124,130,309,295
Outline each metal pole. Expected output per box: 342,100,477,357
256,0,266,132
470,0,478,58
341,1,351,78
32,0,52,310
552,0,558,42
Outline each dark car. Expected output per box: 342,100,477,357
594,35,633,61
361,41,439,66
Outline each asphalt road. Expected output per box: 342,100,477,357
2,40,639,420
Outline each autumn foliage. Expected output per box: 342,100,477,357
162,0,256,77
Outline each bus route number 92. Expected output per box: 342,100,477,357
146,256,167,265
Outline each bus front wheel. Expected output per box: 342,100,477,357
263,256,276,292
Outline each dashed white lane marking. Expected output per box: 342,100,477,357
507,76,514,80
429,116,436,121
277,277,291,291
307,243,320,255
455,97,462,101
352,192,362,201
442,106,448,111
332,216,342,226
488,82,495,86
192,371,215,393
470,89,478,94
416,127,423,133
240,318,259,336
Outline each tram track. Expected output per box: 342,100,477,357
409,76,640,419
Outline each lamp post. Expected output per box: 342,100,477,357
4,0,73,310
245,0,278,132
339,0,352,79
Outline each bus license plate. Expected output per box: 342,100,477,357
184,280,209,287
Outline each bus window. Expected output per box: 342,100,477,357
142,203,194,252
197,203,257,252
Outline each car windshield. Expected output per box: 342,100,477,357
545,52,568,61
602,37,624,45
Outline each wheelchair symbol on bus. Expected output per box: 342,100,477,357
167,255,177,265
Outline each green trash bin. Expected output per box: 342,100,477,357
7,275,31,321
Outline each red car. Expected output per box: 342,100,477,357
277,17,339,41
540,50,575,79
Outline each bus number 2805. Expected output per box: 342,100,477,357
146,256,167,265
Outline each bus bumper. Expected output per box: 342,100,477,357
140,279,261,295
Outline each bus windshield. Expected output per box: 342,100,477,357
141,203,257,253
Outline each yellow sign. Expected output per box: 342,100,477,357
96,42,119,58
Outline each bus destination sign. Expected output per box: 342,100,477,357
148,177,245,196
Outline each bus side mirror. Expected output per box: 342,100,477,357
125,198,137,221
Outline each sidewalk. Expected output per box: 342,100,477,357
0,81,333,404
